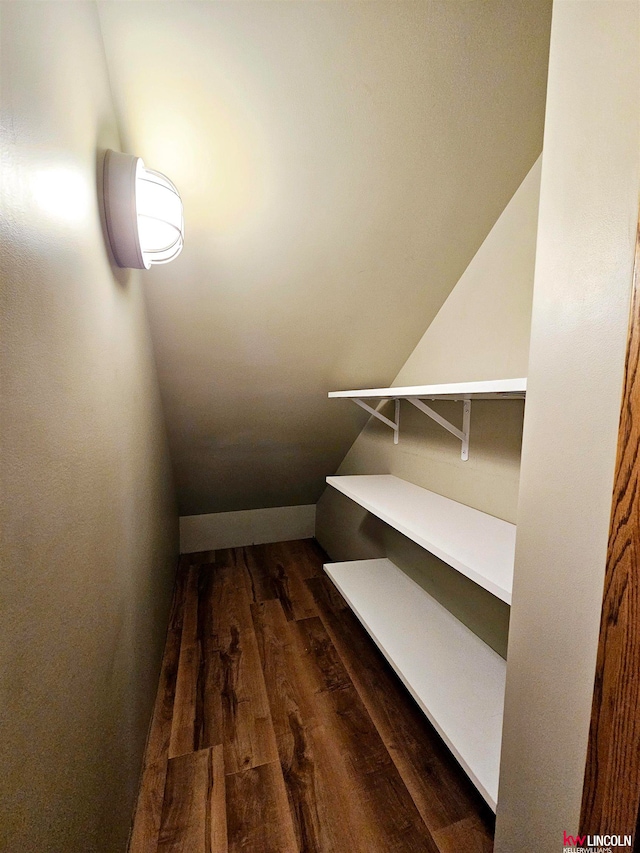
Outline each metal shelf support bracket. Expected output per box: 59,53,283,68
350,396,471,458
353,397,400,444
406,397,471,460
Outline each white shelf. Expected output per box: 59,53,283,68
328,377,526,400
328,378,526,459
325,558,506,810
326,474,515,603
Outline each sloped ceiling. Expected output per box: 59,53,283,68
98,0,551,516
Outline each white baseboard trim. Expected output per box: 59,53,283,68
179,504,316,554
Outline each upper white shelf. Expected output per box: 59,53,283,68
328,378,526,459
326,474,515,603
328,377,527,400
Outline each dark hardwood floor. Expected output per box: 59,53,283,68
129,539,494,853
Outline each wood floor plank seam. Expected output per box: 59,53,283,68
157,746,227,853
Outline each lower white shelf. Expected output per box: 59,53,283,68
324,557,506,811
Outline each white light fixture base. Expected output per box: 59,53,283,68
103,150,145,269
102,149,184,270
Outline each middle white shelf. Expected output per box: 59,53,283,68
326,473,515,603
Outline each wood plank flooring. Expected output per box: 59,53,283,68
129,539,494,853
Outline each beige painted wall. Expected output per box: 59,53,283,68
98,0,552,516
395,157,541,386
0,4,178,852
316,151,541,656
495,2,640,850
180,503,316,553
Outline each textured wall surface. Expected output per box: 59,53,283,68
495,2,640,850
0,3,178,851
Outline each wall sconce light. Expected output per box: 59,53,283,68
103,149,184,269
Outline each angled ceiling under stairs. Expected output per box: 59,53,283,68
98,0,551,515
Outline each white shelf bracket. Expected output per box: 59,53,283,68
406,397,472,461
353,397,400,444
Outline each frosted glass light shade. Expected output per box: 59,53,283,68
103,149,184,270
